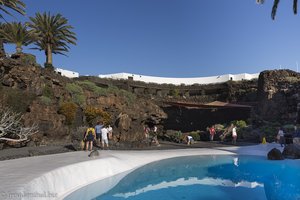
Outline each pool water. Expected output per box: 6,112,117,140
65,155,300,200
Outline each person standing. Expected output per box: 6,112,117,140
95,121,103,146
209,126,216,141
84,125,96,151
278,127,285,147
232,125,237,145
108,125,113,140
101,126,109,149
149,125,160,146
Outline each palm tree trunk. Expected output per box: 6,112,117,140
0,39,5,57
16,45,22,54
46,43,53,66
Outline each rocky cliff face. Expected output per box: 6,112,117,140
0,57,167,147
256,69,300,124
2,55,299,147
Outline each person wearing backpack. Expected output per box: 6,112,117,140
84,125,96,151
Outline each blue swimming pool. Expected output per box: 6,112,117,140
65,155,300,200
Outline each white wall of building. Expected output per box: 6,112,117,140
98,72,259,85
55,68,79,78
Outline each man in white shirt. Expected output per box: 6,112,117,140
101,126,109,149
277,127,285,147
232,125,237,145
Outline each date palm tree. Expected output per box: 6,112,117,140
28,12,77,67
0,22,35,53
0,0,26,57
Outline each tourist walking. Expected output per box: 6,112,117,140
108,125,113,140
144,125,150,142
101,126,109,149
150,125,160,146
95,121,103,146
209,125,216,141
84,125,96,151
232,125,237,145
278,127,285,147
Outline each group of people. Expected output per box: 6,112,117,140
210,124,238,145
84,121,113,151
144,125,160,146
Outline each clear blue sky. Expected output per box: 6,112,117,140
4,0,300,77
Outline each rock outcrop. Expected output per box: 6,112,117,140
282,144,300,159
257,69,300,123
267,148,284,160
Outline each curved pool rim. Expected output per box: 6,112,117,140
11,144,285,200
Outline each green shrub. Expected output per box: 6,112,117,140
77,80,108,96
66,83,83,94
66,83,85,106
42,85,54,98
84,106,111,125
169,89,179,97
214,124,225,131
118,89,136,105
20,54,36,65
235,120,247,128
39,96,52,106
189,130,201,141
73,94,85,106
283,124,295,133
75,82,136,105
59,102,78,125
259,125,277,141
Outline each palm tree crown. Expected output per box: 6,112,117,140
0,22,35,53
0,0,25,57
28,12,77,67
0,0,25,19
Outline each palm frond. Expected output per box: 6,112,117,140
0,0,25,19
271,0,280,20
294,0,298,14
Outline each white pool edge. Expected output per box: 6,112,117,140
0,143,283,200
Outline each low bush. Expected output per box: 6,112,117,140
188,130,201,141
66,83,85,106
84,106,111,125
59,102,78,125
42,85,54,99
77,80,108,96
39,96,52,106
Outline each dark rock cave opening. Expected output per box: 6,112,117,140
161,106,251,132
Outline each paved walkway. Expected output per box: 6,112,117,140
0,143,284,200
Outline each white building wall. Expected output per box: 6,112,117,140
55,68,79,78
98,72,259,85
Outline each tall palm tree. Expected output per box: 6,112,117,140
0,22,35,53
0,0,26,57
28,12,77,67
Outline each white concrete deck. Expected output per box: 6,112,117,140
0,143,283,200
